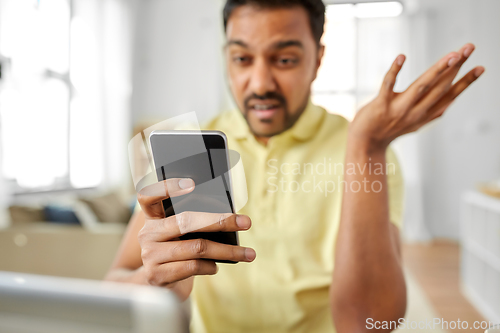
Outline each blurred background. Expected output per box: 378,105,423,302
0,0,499,331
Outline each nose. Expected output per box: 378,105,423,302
248,58,277,96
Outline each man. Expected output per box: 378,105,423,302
106,0,484,332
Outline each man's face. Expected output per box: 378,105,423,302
225,5,324,138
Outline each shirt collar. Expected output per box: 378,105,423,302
229,99,325,142
289,99,325,141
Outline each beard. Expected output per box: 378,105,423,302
242,91,309,138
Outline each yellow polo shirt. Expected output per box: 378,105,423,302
190,101,404,332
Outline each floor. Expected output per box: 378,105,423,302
396,269,446,333
403,240,486,333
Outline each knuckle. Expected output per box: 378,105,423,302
193,239,208,256
161,180,170,197
230,246,240,261
206,262,217,275
176,212,189,233
137,191,152,205
161,216,171,232
144,266,159,286
168,242,181,259
140,246,152,260
383,76,394,87
187,260,202,274
417,84,428,94
137,227,149,244
412,111,426,123
435,110,445,118
218,214,227,228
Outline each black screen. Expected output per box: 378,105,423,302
150,131,238,263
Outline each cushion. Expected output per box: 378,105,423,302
8,205,46,223
43,205,80,225
79,192,131,223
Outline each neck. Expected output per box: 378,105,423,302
255,135,270,146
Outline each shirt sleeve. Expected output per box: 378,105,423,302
386,146,405,229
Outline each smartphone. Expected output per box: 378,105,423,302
149,130,239,263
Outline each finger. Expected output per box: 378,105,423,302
419,43,476,101
142,212,251,242
409,54,468,116
459,43,475,59
430,43,476,86
425,66,484,120
148,239,256,263
428,43,475,85
409,45,477,120
146,260,218,286
138,178,195,206
399,51,460,107
163,193,234,217
400,44,475,112
379,55,405,99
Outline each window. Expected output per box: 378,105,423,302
312,2,404,121
0,0,103,192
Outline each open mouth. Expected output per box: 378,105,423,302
249,101,281,120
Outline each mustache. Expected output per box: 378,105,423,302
243,92,287,110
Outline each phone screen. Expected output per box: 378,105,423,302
149,131,239,263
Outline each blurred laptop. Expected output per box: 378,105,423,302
0,271,190,333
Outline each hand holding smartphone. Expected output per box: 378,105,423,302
134,130,254,294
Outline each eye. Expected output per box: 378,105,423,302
232,56,251,65
276,57,298,67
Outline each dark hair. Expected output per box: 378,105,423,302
223,0,326,46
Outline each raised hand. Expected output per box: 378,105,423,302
349,43,484,150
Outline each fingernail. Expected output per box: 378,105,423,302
474,67,484,77
245,248,256,261
448,57,459,66
396,55,404,66
236,215,250,229
463,47,473,58
179,178,195,189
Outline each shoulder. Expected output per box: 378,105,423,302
203,111,239,131
313,106,350,145
311,103,350,133
323,111,349,131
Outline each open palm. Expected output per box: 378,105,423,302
350,43,485,150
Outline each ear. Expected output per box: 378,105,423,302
312,44,325,81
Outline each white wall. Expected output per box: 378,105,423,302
412,0,500,239
131,0,231,126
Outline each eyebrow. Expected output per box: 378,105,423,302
273,40,304,49
225,39,304,50
226,39,248,48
